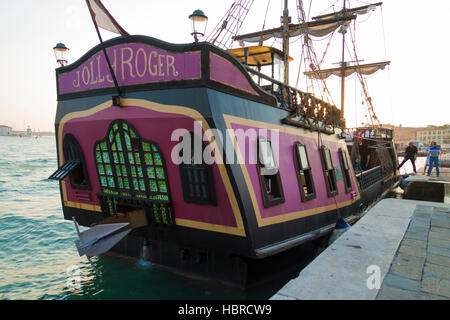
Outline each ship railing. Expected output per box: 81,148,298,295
356,165,383,191
96,192,174,229
245,67,342,133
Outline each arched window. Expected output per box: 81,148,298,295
294,142,316,201
257,136,284,207
62,133,90,189
94,120,172,225
320,146,338,197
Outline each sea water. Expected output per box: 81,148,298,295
0,136,294,300
1,136,424,300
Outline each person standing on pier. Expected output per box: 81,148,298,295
427,141,441,177
423,141,432,175
397,141,418,173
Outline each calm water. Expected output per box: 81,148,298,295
0,136,298,300
1,136,424,300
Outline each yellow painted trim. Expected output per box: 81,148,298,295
57,98,246,236
223,113,360,227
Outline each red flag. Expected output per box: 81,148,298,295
85,0,129,36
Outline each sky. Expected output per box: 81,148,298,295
0,0,449,132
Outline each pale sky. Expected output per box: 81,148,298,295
0,0,449,132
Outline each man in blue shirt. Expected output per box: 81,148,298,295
427,141,441,177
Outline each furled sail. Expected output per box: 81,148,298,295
233,16,355,44
304,61,390,80
312,2,382,21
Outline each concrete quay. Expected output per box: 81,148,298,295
271,198,450,300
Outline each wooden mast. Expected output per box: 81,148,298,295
340,0,346,129
282,0,290,85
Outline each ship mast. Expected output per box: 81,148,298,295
340,0,347,129
282,0,290,85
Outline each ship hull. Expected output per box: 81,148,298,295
51,35,395,287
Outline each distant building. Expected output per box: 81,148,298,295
416,125,450,147
0,125,12,136
383,124,420,151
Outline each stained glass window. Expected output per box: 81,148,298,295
94,120,170,202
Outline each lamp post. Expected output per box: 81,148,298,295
189,9,208,43
53,43,69,67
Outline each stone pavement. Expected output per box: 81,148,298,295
271,199,450,300
376,205,450,299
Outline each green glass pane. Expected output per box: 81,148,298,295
152,145,158,152
136,194,146,199
144,153,153,165
135,153,141,165
118,177,123,188
122,122,128,131
113,123,119,131
156,167,165,179
101,141,108,151
119,152,125,163
131,166,137,177
158,181,167,193
121,165,127,176
111,142,117,151
143,142,151,152
139,179,145,191
125,133,132,150
102,152,110,163
116,134,123,151
154,153,162,165
95,145,100,151
130,128,136,138
112,152,119,163
149,179,158,192
120,191,131,197
132,178,139,190
105,164,112,175
107,176,115,187
97,164,105,175
147,167,155,179
187,169,192,182
128,153,134,164
109,131,114,142
137,167,143,177
100,176,108,187
188,183,194,197
115,165,121,176
124,178,130,189
96,151,102,162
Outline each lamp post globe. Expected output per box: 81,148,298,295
53,43,69,67
189,9,208,43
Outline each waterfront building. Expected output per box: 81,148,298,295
416,125,450,147
0,125,12,136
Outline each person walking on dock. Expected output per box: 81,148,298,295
427,141,441,177
397,141,418,173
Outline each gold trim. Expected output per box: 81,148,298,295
223,113,360,227
57,98,246,236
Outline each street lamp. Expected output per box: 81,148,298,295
189,9,208,43
53,43,69,67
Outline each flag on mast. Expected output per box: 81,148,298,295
85,0,129,36
85,0,128,100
